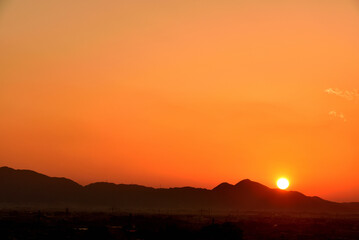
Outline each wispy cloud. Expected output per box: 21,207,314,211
324,88,359,101
329,111,347,122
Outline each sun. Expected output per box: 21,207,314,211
277,178,290,190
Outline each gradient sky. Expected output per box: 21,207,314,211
1,0,359,202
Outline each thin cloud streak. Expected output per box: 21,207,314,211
325,88,359,101
329,110,347,122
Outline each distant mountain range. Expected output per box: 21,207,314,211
1,166,358,213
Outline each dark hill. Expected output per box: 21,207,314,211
0,167,82,204
0,166,357,213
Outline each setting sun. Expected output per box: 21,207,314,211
277,178,290,190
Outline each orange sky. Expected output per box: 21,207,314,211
1,0,359,202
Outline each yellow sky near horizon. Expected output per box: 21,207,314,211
1,0,359,202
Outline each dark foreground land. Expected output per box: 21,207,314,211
0,210,359,240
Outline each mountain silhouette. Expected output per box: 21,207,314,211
0,166,358,213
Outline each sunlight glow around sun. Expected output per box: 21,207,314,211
277,178,290,190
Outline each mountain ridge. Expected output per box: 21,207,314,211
0,166,357,213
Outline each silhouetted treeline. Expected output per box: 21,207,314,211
0,211,243,240
1,210,359,240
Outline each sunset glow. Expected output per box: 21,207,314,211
1,0,359,202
